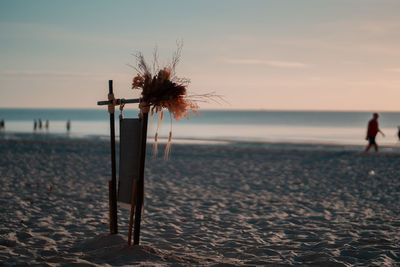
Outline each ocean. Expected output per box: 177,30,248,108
1,108,400,147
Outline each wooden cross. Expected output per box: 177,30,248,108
97,80,148,245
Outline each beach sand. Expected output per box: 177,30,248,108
0,138,399,266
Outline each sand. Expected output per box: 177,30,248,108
0,138,399,266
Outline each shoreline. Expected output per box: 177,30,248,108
2,131,400,153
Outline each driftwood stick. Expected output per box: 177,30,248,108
97,98,140,106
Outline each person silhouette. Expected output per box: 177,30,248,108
397,126,400,142
34,119,37,131
365,113,385,152
66,120,71,132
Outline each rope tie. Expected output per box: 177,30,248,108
138,100,150,119
119,100,125,120
107,93,116,114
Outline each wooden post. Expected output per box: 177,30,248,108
108,80,118,234
133,111,149,245
108,180,113,234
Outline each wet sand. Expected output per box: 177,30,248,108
0,138,399,266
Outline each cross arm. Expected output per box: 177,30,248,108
97,98,140,106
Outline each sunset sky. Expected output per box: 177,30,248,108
1,0,400,111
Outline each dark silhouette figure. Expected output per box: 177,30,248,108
45,120,49,130
38,119,42,130
34,119,37,131
66,120,71,132
0,119,4,130
397,126,400,141
365,113,385,152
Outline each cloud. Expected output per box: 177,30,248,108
225,59,310,68
0,70,131,82
0,70,96,77
0,22,144,47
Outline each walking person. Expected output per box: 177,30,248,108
45,120,49,130
397,126,400,142
34,119,37,131
365,113,385,152
66,120,71,132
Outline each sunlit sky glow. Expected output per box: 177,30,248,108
1,0,400,111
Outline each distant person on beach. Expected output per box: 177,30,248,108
365,113,385,152
397,126,400,142
0,119,4,130
38,119,42,130
66,120,71,132
34,119,37,131
45,120,49,130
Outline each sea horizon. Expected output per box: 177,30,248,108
2,106,400,112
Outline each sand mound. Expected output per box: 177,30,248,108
69,233,207,266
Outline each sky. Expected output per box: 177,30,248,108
0,0,400,111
